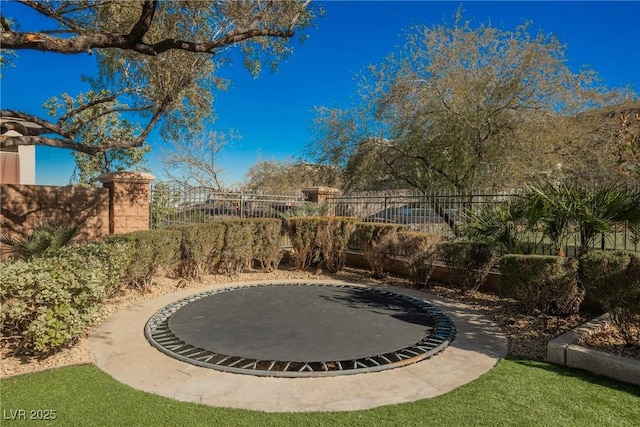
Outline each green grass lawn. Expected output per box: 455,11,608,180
1,356,639,427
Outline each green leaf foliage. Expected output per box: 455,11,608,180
0,242,129,355
0,221,82,260
107,230,182,290
581,250,640,346
436,241,496,293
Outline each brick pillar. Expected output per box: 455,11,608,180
98,171,154,234
302,186,341,204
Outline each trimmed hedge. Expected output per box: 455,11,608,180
500,255,583,315
221,220,256,275
436,241,496,293
174,222,226,281
287,217,322,270
252,219,283,272
107,229,182,290
316,217,358,273
356,222,407,279
581,250,640,346
398,232,443,288
0,242,130,355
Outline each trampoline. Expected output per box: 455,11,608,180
145,282,455,377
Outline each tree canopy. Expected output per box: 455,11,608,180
0,0,315,157
244,158,341,194
309,12,636,192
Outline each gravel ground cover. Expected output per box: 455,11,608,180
2,265,637,377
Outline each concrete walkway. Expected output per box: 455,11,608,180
89,279,508,413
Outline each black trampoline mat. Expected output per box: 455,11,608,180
168,284,435,361
145,283,456,377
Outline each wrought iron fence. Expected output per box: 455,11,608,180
150,182,309,229
326,188,639,255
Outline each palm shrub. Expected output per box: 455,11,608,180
524,181,579,256
398,232,442,288
463,198,529,254
107,230,182,290
436,241,496,293
0,241,129,355
1,221,82,260
500,255,583,316
524,181,640,256
316,217,357,273
581,250,640,347
356,222,407,279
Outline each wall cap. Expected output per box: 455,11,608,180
301,186,341,195
98,171,155,184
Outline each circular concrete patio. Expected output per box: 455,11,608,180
89,279,508,412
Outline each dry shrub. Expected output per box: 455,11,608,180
398,232,443,288
316,217,357,273
500,255,583,316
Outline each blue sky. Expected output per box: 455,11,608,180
2,1,640,186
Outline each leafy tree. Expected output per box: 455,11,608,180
310,11,635,192
615,110,640,178
244,158,341,194
0,0,316,159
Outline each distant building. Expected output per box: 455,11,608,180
0,117,37,185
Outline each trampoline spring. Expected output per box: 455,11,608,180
267,361,277,371
177,347,198,356
217,356,231,365
241,361,258,370
194,354,215,363
366,358,381,366
283,361,292,371
299,363,313,372
354,360,367,369
227,358,245,367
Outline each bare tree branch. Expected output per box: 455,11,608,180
0,134,99,154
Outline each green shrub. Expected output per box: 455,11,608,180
0,241,129,355
220,220,254,275
356,222,407,279
1,220,82,260
316,217,358,273
398,232,443,287
252,219,283,272
287,217,322,270
436,241,496,293
107,230,182,290
175,223,226,281
581,251,640,346
500,255,583,315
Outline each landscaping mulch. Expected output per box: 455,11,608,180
1,265,635,377
579,323,640,361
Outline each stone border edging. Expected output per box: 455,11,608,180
547,314,640,386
